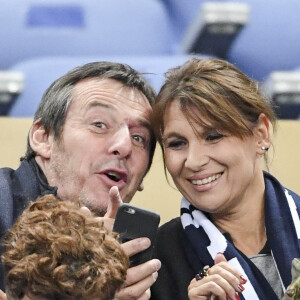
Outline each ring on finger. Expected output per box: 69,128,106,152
195,265,210,281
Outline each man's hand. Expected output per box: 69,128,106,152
106,186,123,219
81,186,161,299
0,290,6,300
80,185,122,231
114,237,161,300
102,185,123,230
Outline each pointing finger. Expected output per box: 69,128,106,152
105,186,123,219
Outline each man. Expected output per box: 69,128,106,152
0,61,161,299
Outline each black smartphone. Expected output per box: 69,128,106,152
113,203,160,266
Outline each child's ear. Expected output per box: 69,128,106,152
29,120,54,159
254,113,271,154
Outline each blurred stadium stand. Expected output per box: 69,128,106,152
0,72,24,115
262,71,300,119
227,0,300,82
159,0,205,53
159,0,300,119
180,2,250,58
1,0,300,118
0,0,172,70
8,55,210,117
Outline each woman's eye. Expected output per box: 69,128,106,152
206,132,224,141
165,139,186,149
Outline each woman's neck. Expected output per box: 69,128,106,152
211,178,267,256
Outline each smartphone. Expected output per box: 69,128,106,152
113,203,160,266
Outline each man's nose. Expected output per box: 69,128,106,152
184,141,209,171
108,125,132,158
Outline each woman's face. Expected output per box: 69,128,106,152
162,100,265,214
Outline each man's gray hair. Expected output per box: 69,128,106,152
23,61,156,170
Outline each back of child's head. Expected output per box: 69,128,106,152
2,194,129,300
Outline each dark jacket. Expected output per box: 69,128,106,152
0,159,56,290
151,217,194,300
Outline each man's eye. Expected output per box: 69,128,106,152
132,135,145,144
206,132,224,141
94,122,107,129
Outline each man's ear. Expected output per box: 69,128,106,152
137,181,144,191
29,120,54,159
254,113,271,154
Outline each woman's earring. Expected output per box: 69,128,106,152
261,146,269,151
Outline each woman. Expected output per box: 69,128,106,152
151,58,300,300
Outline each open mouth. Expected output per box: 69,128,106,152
105,171,127,183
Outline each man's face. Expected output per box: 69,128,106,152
45,78,153,215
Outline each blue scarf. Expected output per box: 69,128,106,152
181,172,300,300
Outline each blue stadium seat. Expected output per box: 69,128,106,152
227,0,300,81
8,55,210,117
160,0,205,52
0,72,24,115
162,0,300,83
162,0,249,58
262,70,300,119
0,0,172,69
180,2,249,59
